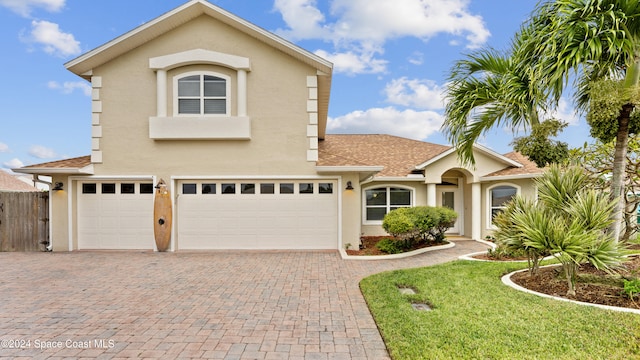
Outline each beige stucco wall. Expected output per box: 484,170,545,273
49,175,70,251
92,15,318,180
50,14,327,251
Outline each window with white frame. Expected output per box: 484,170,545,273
489,185,518,223
175,72,229,116
364,186,412,222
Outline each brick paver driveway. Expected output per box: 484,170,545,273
0,240,487,359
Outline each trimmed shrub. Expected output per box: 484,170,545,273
375,238,405,254
382,206,458,247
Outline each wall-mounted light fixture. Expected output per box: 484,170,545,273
345,181,354,190
52,182,64,191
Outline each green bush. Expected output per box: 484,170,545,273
493,164,627,295
375,238,405,254
382,206,458,246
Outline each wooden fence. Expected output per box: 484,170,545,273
0,192,49,252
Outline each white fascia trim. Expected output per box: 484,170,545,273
70,175,156,181
415,148,456,169
150,49,251,71
472,143,523,168
415,144,523,169
13,167,94,175
172,175,340,180
366,177,427,182
480,173,542,181
315,166,384,173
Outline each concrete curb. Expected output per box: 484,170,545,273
501,266,640,315
339,241,455,260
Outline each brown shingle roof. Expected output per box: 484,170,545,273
21,155,91,169
318,134,451,177
0,171,39,192
483,151,545,178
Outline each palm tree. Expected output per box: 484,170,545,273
445,0,640,241
521,0,640,241
443,28,545,166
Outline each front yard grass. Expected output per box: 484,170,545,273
360,260,640,360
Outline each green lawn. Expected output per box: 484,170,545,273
360,260,640,360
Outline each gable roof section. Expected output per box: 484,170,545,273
318,134,451,177
0,171,39,192
481,151,545,179
64,0,333,138
15,156,93,175
65,0,332,76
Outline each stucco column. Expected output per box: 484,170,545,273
472,182,481,240
237,69,247,116
156,70,167,117
426,183,437,207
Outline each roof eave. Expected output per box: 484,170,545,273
480,173,542,181
14,164,94,176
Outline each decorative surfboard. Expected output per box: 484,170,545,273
153,179,172,252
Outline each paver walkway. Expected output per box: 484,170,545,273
0,240,487,359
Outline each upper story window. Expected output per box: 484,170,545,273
174,72,230,116
364,186,413,223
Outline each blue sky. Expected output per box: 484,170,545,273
0,0,590,173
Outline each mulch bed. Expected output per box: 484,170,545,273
510,255,640,310
345,236,446,256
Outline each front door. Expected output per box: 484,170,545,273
438,188,462,234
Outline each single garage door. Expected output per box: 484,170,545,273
177,180,338,250
77,181,155,249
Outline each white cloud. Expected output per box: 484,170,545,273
27,20,80,57
327,107,444,140
408,52,424,66
0,0,65,17
3,158,25,170
384,77,445,110
274,0,490,74
28,145,57,159
0,142,9,153
314,49,387,75
47,80,91,96
273,0,331,39
547,97,580,126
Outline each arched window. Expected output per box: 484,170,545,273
174,72,230,116
489,184,518,222
364,186,413,223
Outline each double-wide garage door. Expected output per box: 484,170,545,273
177,180,338,250
77,179,338,250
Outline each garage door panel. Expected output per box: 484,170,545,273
178,180,337,250
78,181,153,250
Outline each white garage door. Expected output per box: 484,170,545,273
177,180,338,250
77,181,155,249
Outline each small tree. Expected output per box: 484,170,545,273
493,165,627,296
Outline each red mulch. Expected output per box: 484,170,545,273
345,236,445,256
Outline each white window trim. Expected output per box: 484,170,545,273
362,185,415,225
173,71,231,117
486,182,521,229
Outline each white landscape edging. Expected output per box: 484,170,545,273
340,241,455,260
501,266,640,315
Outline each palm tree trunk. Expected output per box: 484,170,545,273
608,104,632,242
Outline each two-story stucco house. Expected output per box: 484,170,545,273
16,0,544,253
